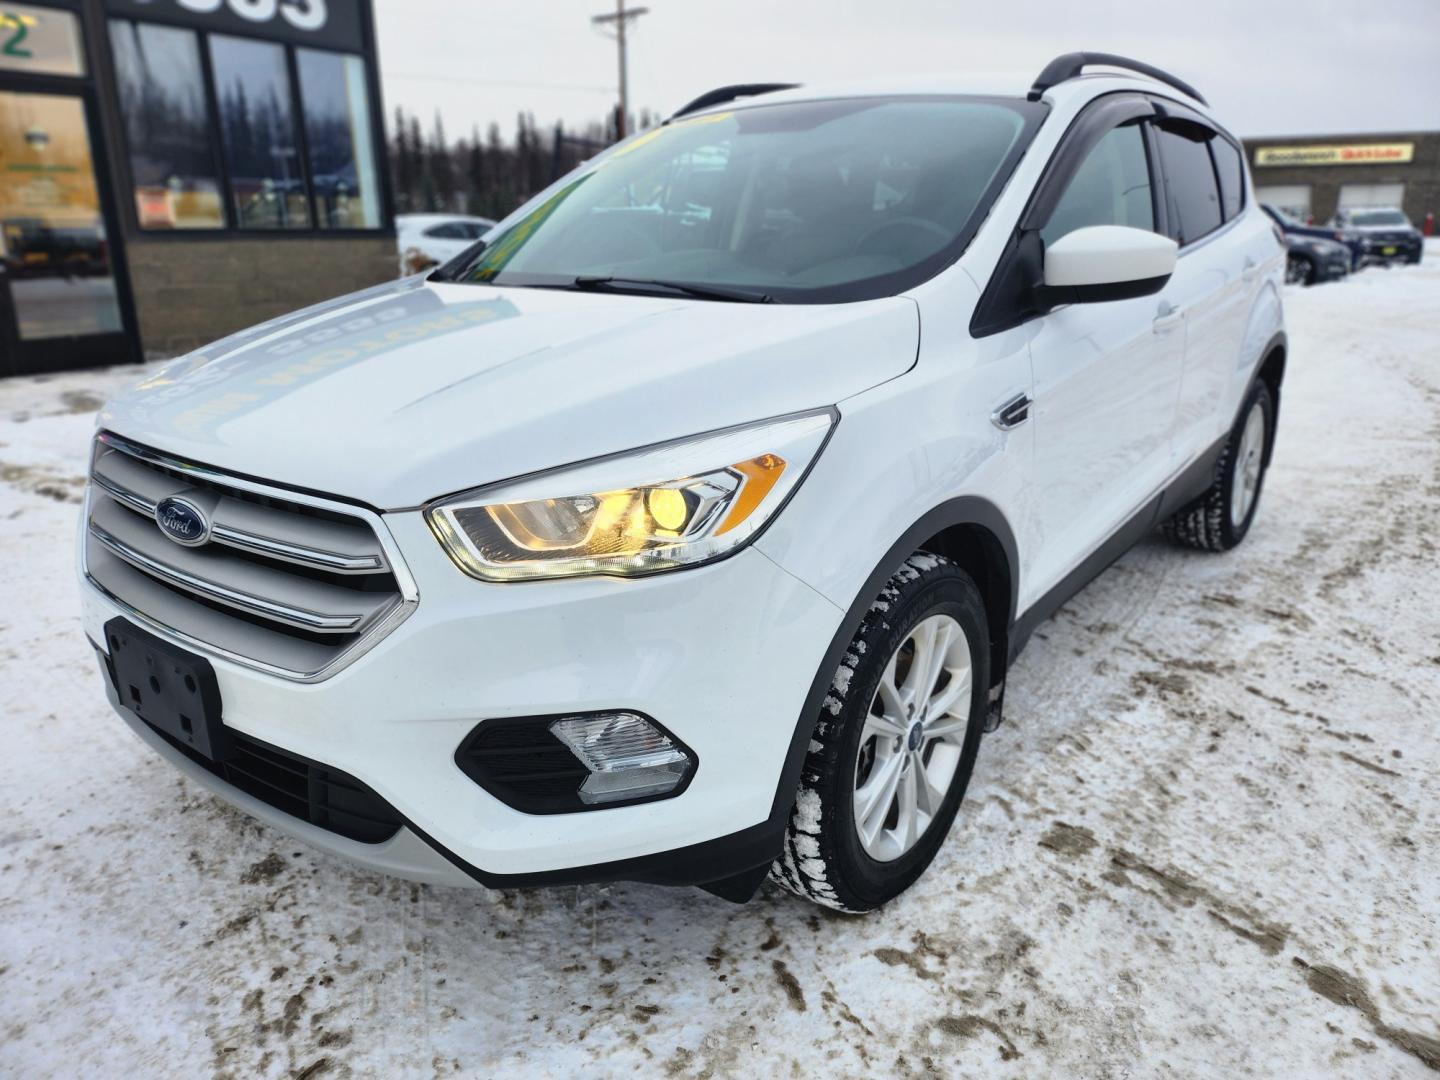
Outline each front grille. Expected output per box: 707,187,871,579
84,432,414,681
146,720,403,844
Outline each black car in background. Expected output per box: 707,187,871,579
1282,233,1352,286
1330,207,1424,265
1261,203,1365,270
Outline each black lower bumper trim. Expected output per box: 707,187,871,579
95,638,782,900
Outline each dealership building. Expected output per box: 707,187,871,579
0,0,394,377
1241,131,1440,227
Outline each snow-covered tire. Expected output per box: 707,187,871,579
1163,379,1274,552
769,553,990,912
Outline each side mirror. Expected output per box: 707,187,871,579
1041,225,1178,304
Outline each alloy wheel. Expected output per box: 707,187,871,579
1230,401,1266,527
852,614,973,862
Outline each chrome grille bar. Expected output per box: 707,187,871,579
83,431,417,682
92,440,388,575
90,519,367,633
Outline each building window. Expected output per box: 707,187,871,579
0,4,86,78
108,21,225,229
107,19,384,233
210,34,310,229
296,49,381,229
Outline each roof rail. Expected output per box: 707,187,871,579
670,83,798,121
1027,52,1207,106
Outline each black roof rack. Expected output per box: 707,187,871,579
669,83,798,122
1027,52,1207,106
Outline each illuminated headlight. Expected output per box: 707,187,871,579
425,410,835,581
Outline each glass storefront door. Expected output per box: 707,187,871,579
0,87,131,374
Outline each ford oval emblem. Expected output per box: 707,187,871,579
155,496,211,547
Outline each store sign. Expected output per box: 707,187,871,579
0,4,86,76
1254,143,1415,167
105,0,364,52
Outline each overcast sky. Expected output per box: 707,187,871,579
373,0,1440,143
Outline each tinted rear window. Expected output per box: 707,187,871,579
1156,126,1222,244
1211,138,1245,221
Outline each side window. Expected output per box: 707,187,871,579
1155,125,1223,244
425,223,463,239
1210,137,1245,221
1040,124,1154,247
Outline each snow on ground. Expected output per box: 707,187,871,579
2,258,1439,1079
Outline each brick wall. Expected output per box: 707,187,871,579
125,236,398,359
1242,131,1440,226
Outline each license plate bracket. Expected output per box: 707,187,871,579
103,617,231,762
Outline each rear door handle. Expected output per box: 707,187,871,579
992,392,1032,431
1153,300,1184,334
1241,257,1260,281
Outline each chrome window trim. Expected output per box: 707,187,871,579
83,434,420,684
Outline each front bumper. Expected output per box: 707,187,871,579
1359,236,1423,263
81,506,844,887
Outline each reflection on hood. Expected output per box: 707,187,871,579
125,280,521,438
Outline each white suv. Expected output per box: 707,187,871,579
79,54,1285,911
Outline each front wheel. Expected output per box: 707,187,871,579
1285,253,1315,285
769,553,989,912
1163,380,1274,552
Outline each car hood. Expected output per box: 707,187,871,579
1283,223,1342,241
101,277,920,508
1348,222,1417,234
1289,236,1345,256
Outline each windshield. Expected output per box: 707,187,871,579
443,96,1044,303
1349,209,1409,227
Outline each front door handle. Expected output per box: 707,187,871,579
992,392,1032,431
1153,300,1184,334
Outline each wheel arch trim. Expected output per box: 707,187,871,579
765,496,1020,824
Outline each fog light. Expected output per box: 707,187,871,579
550,713,691,805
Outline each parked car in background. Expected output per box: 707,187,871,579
1330,207,1423,265
1261,203,1363,271
1282,234,1351,286
396,213,496,274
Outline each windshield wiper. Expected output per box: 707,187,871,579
571,275,773,304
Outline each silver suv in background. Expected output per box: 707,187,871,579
1331,207,1424,265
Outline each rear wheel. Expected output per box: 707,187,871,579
769,553,989,912
1163,380,1274,552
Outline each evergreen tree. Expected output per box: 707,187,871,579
465,126,486,217
431,112,455,212
386,105,629,217
392,106,414,213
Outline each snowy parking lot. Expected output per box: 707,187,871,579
2,250,1439,1078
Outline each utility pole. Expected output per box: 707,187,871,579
591,0,649,139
